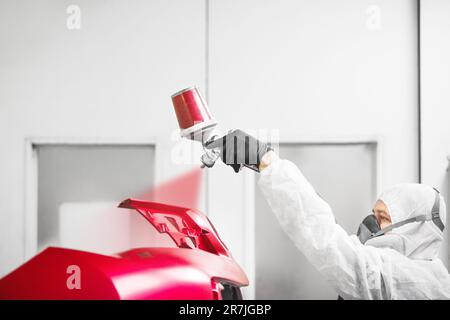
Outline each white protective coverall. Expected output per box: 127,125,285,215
258,156,450,299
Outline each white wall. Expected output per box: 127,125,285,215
1,0,448,299
0,0,206,276
421,0,450,266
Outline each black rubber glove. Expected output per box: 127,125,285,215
204,129,272,173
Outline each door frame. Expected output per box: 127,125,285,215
23,136,160,260
241,134,383,299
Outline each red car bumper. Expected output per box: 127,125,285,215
0,199,248,300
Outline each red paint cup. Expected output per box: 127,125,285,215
171,86,217,142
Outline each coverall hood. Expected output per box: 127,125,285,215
374,183,446,260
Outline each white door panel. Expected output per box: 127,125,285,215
255,143,377,299
208,0,418,298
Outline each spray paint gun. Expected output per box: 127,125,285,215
171,86,262,172
171,86,222,168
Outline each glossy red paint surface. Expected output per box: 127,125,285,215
0,199,248,300
171,87,214,130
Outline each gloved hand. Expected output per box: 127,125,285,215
204,129,272,173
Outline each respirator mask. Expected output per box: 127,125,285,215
357,190,444,245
